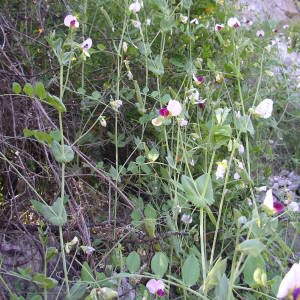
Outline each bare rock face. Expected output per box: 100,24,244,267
237,0,300,22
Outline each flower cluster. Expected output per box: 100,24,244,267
64,15,93,58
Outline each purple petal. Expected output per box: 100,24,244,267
157,289,165,297
273,201,285,213
159,107,169,117
293,287,300,300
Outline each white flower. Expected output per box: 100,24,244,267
288,202,299,212
216,160,228,180
99,117,107,127
132,20,141,29
237,160,244,170
256,30,265,38
187,88,200,102
81,38,92,50
127,71,133,80
234,172,240,180
238,216,247,225
129,0,142,13
254,99,273,119
146,18,151,26
215,24,224,31
235,110,241,119
122,41,128,53
64,15,79,28
227,17,240,28
167,100,182,117
179,119,188,127
190,18,199,25
177,205,182,213
110,99,122,110
263,189,274,211
180,15,188,24
277,263,300,299
152,117,163,127
215,73,224,83
238,144,245,154
86,246,95,255
283,24,289,30
256,186,267,192
181,214,193,224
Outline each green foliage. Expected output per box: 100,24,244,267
51,141,74,163
151,252,169,277
31,197,67,226
182,255,200,286
126,251,141,274
181,174,214,208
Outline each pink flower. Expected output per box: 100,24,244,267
179,119,188,127
159,107,169,117
215,23,224,31
256,30,265,38
64,15,79,28
192,74,205,85
167,100,182,117
146,279,165,297
227,17,240,28
81,38,92,50
277,263,300,299
263,189,285,214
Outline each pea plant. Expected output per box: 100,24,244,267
0,0,299,299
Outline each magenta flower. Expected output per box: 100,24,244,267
64,15,79,28
263,189,285,214
146,279,165,297
193,74,205,86
159,107,169,117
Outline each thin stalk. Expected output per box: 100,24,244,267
58,64,70,296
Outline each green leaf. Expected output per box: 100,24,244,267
126,251,141,274
35,82,47,100
238,239,265,257
65,281,89,300
137,42,151,56
43,94,66,113
23,83,35,96
144,204,157,219
235,116,255,135
81,262,94,283
51,141,74,163
148,56,164,76
23,129,54,145
46,247,58,263
12,82,22,94
32,273,58,289
214,274,231,300
204,258,227,293
182,255,200,286
243,255,266,287
213,125,232,149
146,148,159,162
151,252,169,277
181,174,214,208
31,197,67,226
144,218,156,238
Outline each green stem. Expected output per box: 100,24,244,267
58,64,70,296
